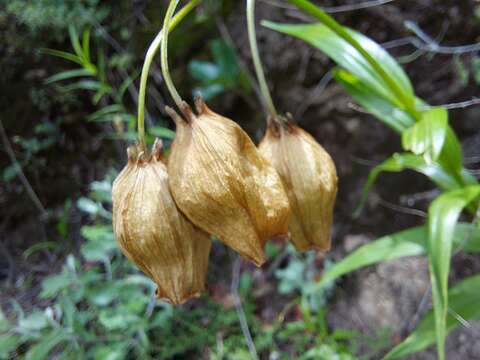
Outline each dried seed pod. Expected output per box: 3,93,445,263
259,118,338,252
166,97,290,267
112,139,211,305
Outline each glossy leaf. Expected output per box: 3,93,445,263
402,107,448,161
427,186,480,360
263,21,415,108
334,69,414,133
384,274,480,359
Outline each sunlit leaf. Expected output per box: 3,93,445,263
384,274,480,359
334,69,414,133
427,186,480,360
402,107,448,161
263,20,414,108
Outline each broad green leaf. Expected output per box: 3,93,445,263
384,274,480,359
357,152,459,215
94,346,127,360
44,69,95,84
211,39,239,80
427,186,480,360
263,21,414,108
334,69,414,133
25,329,70,360
402,107,448,160
308,223,480,294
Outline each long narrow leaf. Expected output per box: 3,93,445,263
384,274,480,359
334,69,414,133
262,21,415,108
427,186,480,360
308,223,480,294
41,49,83,65
356,152,460,216
44,69,94,84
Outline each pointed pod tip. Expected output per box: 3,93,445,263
194,95,207,115
152,138,164,162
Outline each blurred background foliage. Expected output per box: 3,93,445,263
1,0,480,359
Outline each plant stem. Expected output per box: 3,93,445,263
247,0,279,120
161,0,184,114
287,0,420,120
137,0,200,148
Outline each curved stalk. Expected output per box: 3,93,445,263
161,0,184,114
287,0,420,120
137,0,200,148
246,0,279,120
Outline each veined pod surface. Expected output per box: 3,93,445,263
112,140,211,305
259,119,338,252
166,97,290,267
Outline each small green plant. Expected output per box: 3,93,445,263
265,1,480,359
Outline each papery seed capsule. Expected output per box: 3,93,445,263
166,97,290,267
259,118,338,252
112,139,211,305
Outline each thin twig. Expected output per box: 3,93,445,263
435,98,480,110
261,0,395,13
295,70,333,118
231,255,259,360
0,119,47,217
378,196,427,218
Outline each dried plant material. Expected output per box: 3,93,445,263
259,118,338,252
112,139,211,305
166,97,290,267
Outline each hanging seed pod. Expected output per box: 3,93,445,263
259,117,338,252
112,139,211,305
166,97,290,267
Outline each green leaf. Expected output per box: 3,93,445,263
211,39,239,80
82,28,92,63
357,152,459,215
87,104,125,122
68,25,84,61
41,48,83,65
189,61,221,82
384,273,480,359
0,334,21,360
94,346,127,360
44,69,95,84
25,329,70,360
3,163,22,182
263,21,414,108
18,311,49,331
308,223,480,293
40,273,72,299
334,69,414,133
148,126,176,140
427,186,480,360
0,310,9,332
402,107,448,160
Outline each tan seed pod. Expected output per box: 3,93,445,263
259,118,338,252
112,139,211,305
166,97,290,267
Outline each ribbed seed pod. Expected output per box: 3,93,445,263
166,97,290,267
112,139,211,305
259,118,338,252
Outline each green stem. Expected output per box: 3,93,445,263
161,0,184,114
137,0,200,148
246,0,278,120
287,0,420,120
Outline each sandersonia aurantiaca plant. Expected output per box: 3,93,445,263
160,0,291,267
247,0,338,252
112,0,211,305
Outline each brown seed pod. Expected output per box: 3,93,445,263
166,97,290,267
258,117,338,252
112,139,211,305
